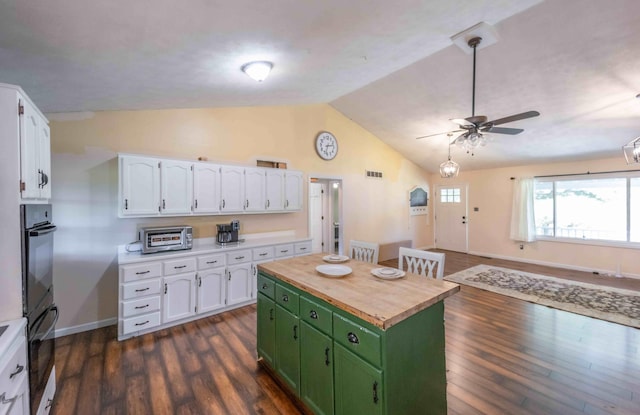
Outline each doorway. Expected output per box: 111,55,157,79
308,177,343,254
435,184,468,253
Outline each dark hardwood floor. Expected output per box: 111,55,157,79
52,251,640,414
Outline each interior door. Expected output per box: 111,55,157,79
435,185,468,253
309,182,326,253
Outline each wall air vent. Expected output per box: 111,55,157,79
365,170,383,179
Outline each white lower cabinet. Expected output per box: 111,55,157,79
198,267,226,313
162,273,197,323
118,238,312,340
227,263,252,306
0,319,30,415
36,367,56,415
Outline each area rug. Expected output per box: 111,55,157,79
444,265,640,329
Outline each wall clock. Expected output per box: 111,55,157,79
315,131,338,160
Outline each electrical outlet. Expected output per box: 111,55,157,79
519,244,524,250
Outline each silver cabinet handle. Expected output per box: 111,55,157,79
235,256,245,260
135,320,149,326
206,260,218,264
135,287,149,292
174,265,187,269
135,270,150,275
134,304,149,310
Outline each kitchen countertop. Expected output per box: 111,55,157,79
0,317,26,358
258,253,460,330
118,234,312,265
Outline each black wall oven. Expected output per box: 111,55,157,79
21,204,58,414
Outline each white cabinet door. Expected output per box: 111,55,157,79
38,123,51,199
244,167,265,212
227,263,252,306
19,98,41,199
284,171,303,210
193,163,221,214
160,160,193,215
120,155,160,216
162,273,197,323
220,166,245,212
265,169,285,211
197,268,226,314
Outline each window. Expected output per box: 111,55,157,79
534,173,640,245
440,188,460,203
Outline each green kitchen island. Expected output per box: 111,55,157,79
257,253,460,415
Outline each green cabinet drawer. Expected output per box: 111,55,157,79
276,283,299,315
300,296,332,335
257,272,275,299
333,313,381,367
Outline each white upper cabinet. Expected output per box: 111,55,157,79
284,171,303,210
193,163,221,214
244,167,266,212
160,160,193,215
265,169,285,211
120,155,160,216
19,95,51,200
220,165,245,212
118,153,304,217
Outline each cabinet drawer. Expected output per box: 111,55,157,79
163,257,197,276
253,246,274,261
300,296,332,335
226,250,252,265
275,284,299,315
122,312,161,334
0,336,27,393
121,262,162,283
198,253,226,270
274,244,294,258
257,273,275,299
121,296,161,318
333,313,381,367
294,241,312,256
122,279,162,300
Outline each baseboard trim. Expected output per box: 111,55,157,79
468,250,640,280
55,317,117,338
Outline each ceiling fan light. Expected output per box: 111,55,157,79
241,61,273,82
623,136,640,164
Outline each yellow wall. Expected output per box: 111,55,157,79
50,104,433,330
430,157,640,276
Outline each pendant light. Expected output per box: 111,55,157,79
439,134,460,178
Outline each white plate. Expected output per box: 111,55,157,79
371,267,406,280
322,255,350,263
316,264,352,278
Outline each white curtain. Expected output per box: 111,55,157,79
510,178,537,242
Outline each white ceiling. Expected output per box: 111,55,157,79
1,0,639,172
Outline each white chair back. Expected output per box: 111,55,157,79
398,248,445,279
349,240,379,264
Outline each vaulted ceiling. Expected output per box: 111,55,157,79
1,0,638,172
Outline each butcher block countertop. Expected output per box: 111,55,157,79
258,253,460,330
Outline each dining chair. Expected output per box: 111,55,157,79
398,247,445,279
349,240,380,264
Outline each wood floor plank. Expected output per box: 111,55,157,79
51,250,640,415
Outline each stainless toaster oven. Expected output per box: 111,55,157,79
139,225,193,254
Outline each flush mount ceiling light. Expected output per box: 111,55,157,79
623,136,640,164
241,61,273,82
439,134,460,178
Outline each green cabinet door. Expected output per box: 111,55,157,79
257,293,276,368
300,322,334,415
334,343,383,415
275,304,300,394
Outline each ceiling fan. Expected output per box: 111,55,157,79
416,36,540,152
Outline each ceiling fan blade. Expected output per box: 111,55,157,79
488,111,540,126
415,129,464,140
483,126,524,135
450,118,475,127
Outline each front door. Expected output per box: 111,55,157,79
435,185,468,253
